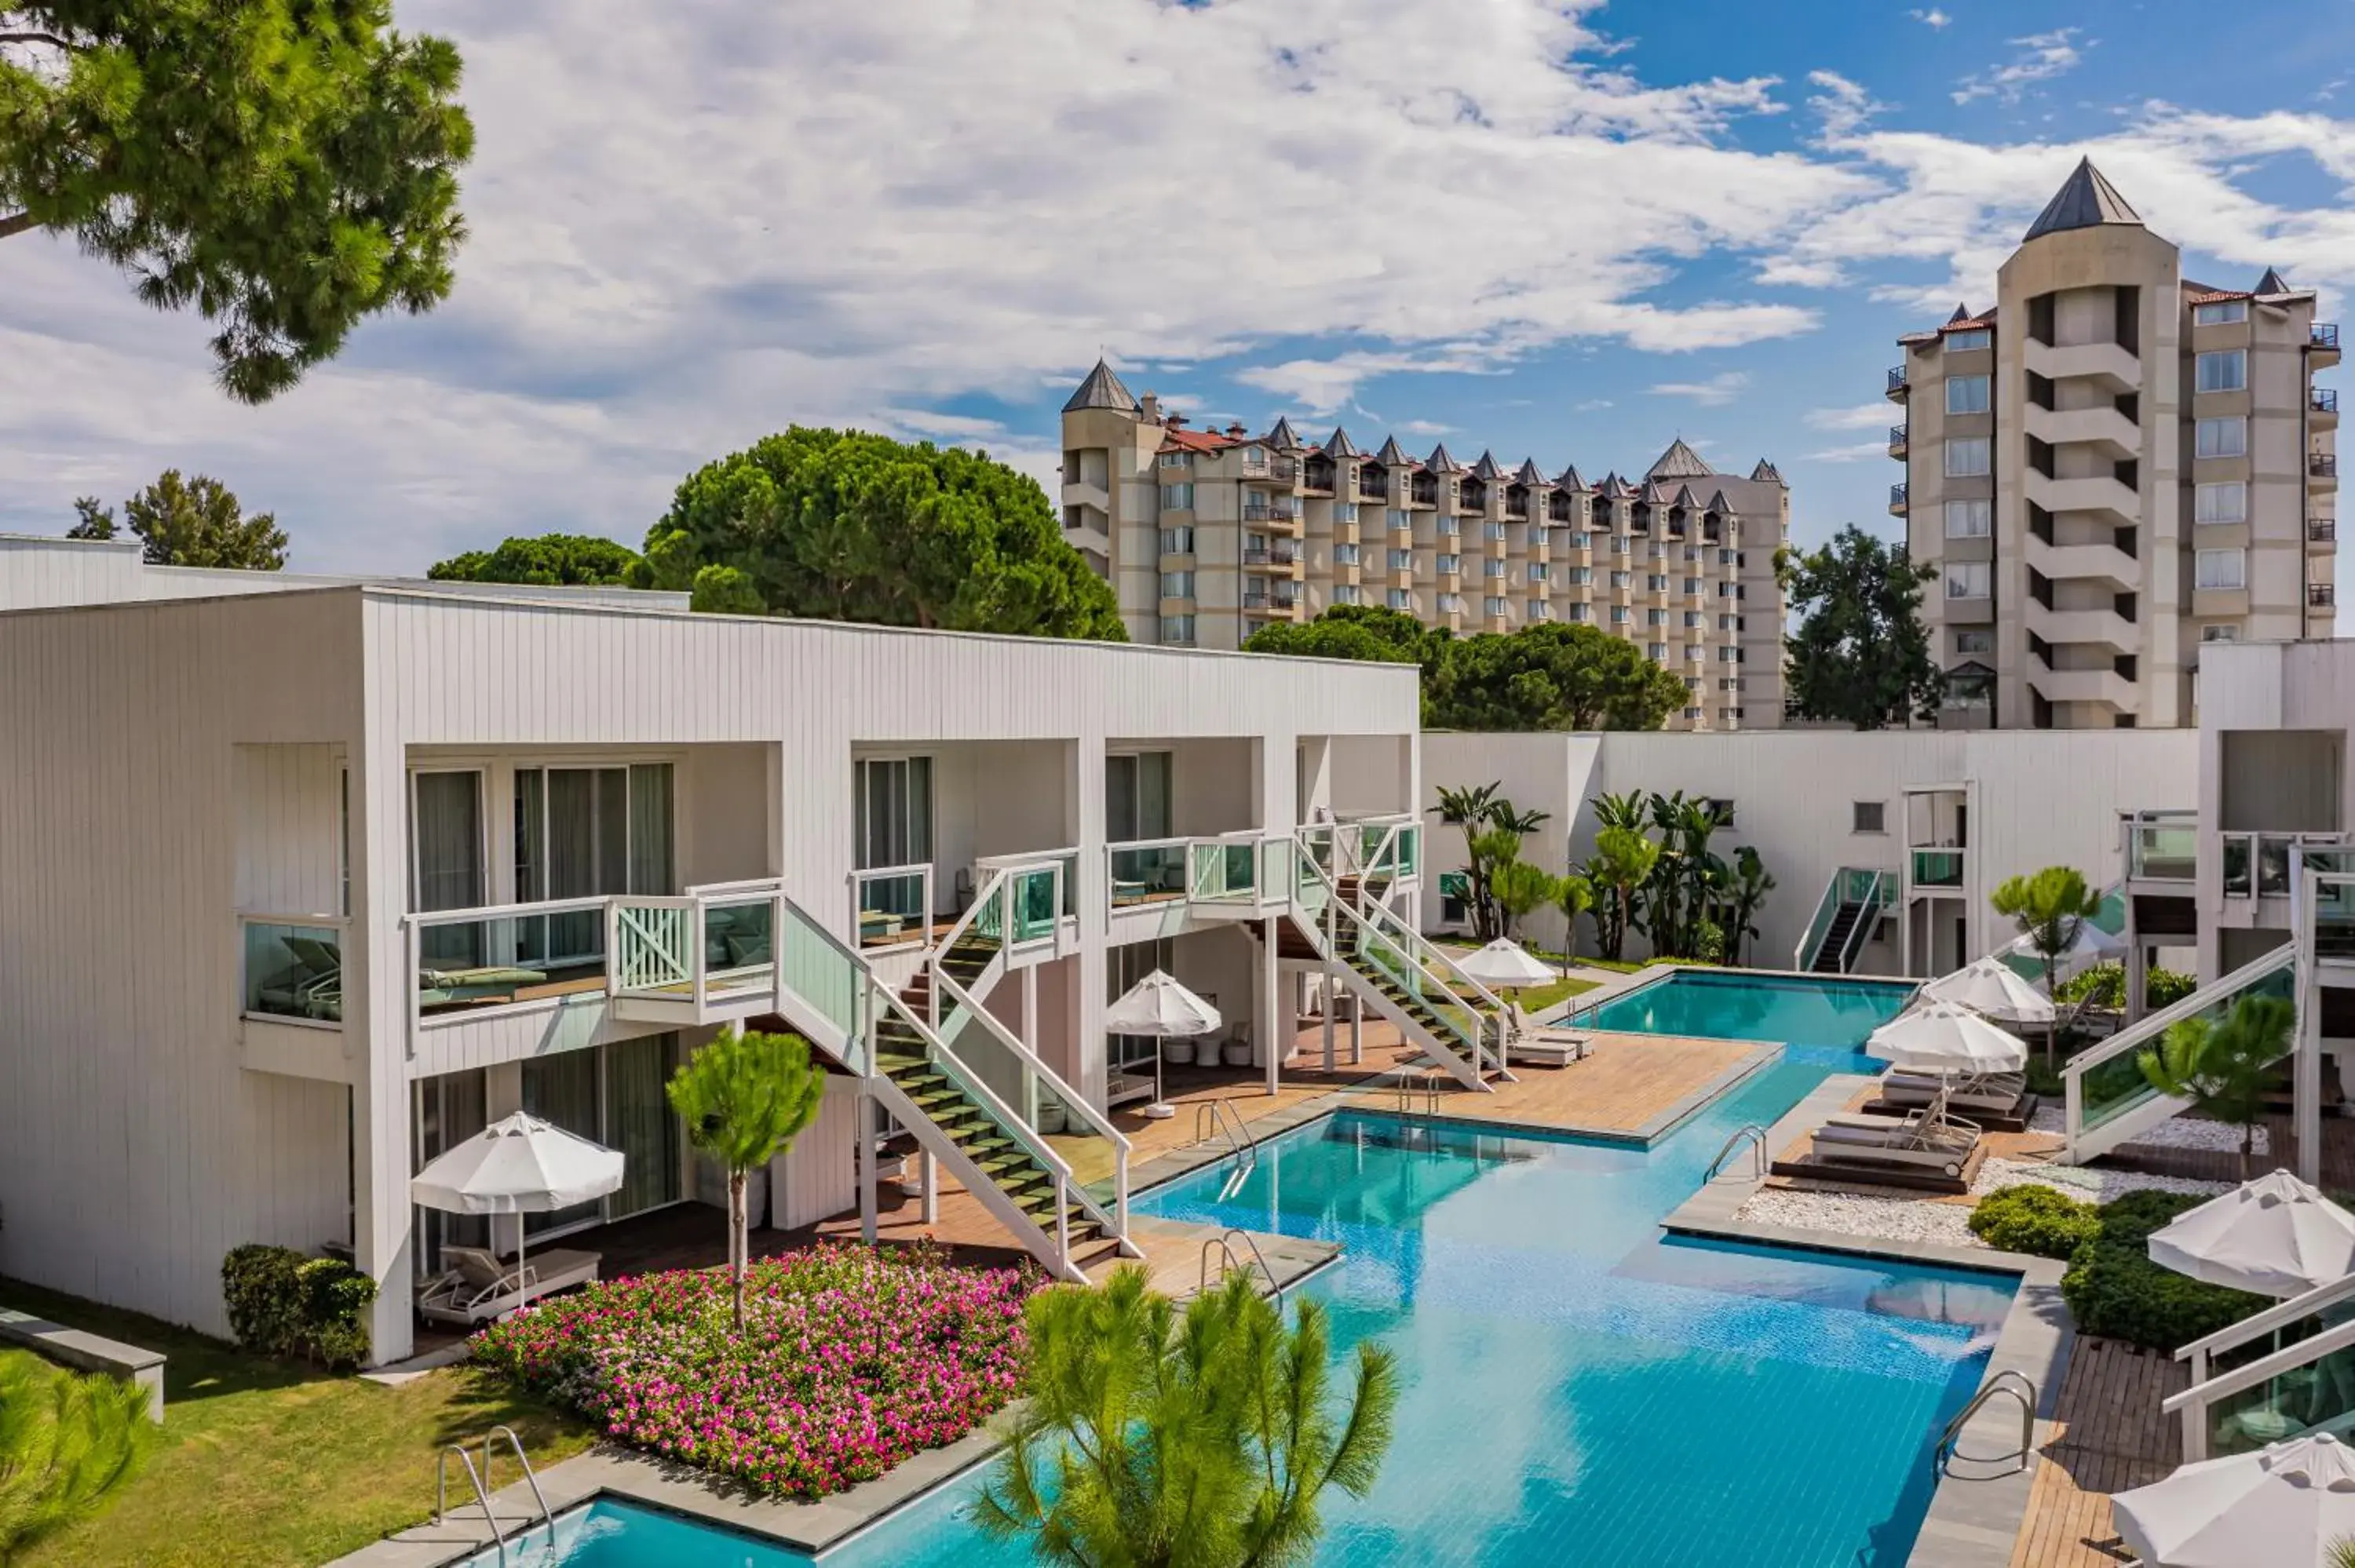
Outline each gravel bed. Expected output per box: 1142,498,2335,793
1734,1158,2232,1250
2025,1103,2268,1155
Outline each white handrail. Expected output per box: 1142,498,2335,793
2065,943,2300,1155
868,975,1079,1191
2163,1311,2355,1461
403,893,615,928
1792,873,1842,971
2177,1269,2355,1383
683,875,787,898
238,910,349,928
1298,841,1502,1077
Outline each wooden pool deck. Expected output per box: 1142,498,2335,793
2009,1339,2185,1568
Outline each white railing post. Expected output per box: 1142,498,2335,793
405,917,422,1059
690,899,709,1010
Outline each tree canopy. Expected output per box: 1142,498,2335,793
1,2,474,403
639,428,1126,638
427,534,644,588
68,470,287,569
1426,623,1685,731
1243,603,1444,670
1776,526,1943,729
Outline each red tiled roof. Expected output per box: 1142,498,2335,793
2185,288,2252,305
1158,427,1245,454
1941,312,1996,333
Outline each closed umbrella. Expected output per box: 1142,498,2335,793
1921,957,2057,1028
1454,938,1556,992
1864,1002,2030,1077
2149,1169,2355,1300
1105,970,1221,1119
2114,1431,2355,1568
411,1111,625,1292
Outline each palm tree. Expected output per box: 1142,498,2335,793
1638,793,1725,959
2140,994,2296,1181
666,1029,826,1330
1717,847,1776,968
1991,866,2107,1067
0,1355,154,1565
1488,858,1560,942
973,1266,1398,1568
2329,1536,2355,1568
1554,873,1594,975
1583,826,1660,964
1590,789,1648,833
1432,783,1502,936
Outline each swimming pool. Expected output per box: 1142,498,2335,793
466,990,2004,1568
1578,968,1917,1070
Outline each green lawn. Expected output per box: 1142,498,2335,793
1506,975,1599,1013
2,1276,593,1568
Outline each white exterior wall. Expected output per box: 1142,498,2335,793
1422,728,2197,968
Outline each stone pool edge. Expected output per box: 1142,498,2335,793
1657,1072,2075,1568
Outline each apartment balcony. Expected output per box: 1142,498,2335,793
2025,531,2140,590
1886,364,1909,403
2313,583,2338,608
2025,469,2140,526
2123,811,2198,884
1888,483,1908,517
1887,424,1908,460
2027,598,2138,655
2025,402,2141,461
2024,337,2141,393
2313,453,2339,488
1062,519,1110,559
1061,480,1111,515
1240,456,1298,486
2316,323,2342,367
2312,517,2339,547
2315,387,2341,426
1357,475,1390,503
1240,544,1301,569
2030,665,2141,713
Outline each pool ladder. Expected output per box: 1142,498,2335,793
1199,1228,1287,1305
1703,1122,1769,1183
1935,1369,2039,1478
1194,1099,1257,1201
1395,1067,1443,1118
435,1426,554,1564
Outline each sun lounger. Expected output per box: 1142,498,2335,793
417,1245,601,1326
1506,1003,1587,1067
1810,1092,1981,1179
1879,1069,2027,1117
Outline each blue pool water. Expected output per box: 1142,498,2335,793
1580,968,1918,1070
480,982,2005,1568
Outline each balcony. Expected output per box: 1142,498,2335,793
1357,473,1389,502
2124,811,2196,883
2026,470,2140,526
2223,833,2353,899
2316,323,2342,352
2025,402,2141,461
1909,849,1965,890
1240,543,1300,568
2025,531,2139,590
2316,388,2341,420
2030,665,2140,713
2027,599,2138,654
2024,337,2141,393
1889,483,1908,516
2312,518,2338,545
1060,480,1110,515
2313,583,2338,607
2313,453,2340,486
1240,455,1298,485
1886,364,1909,402
1241,501,1300,524
1888,424,1908,459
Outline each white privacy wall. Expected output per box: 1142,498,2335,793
1422,729,2198,968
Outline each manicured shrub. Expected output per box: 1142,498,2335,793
220,1245,377,1369
2056,1189,2267,1352
1968,1183,2100,1259
471,1242,1041,1500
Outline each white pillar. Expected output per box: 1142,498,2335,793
857,1088,878,1243
921,1150,938,1224
2299,958,2324,1187
1261,917,1281,1095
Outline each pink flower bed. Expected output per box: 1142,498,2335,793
470,1243,1040,1498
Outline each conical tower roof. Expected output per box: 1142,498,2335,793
1515,458,1548,486
1948,302,1976,324
1750,459,1784,486
1426,443,1463,473
1322,427,1361,459
1705,488,1735,514
1470,450,1504,481
1554,463,1590,492
1670,483,1703,510
2256,266,2293,296
1063,358,1139,414
1374,436,1409,465
1638,479,1674,506
1265,416,1305,450
2024,158,2142,242
1648,438,1715,479
1596,472,1633,500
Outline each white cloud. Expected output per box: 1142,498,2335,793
1911,8,1952,29
1647,371,1749,406
1802,439,1892,464
1392,418,1455,436
1953,29,2087,106
1574,399,1615,412
1807,403,1897,431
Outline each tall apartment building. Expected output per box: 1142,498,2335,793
1891,158,2339,730
1059,361,1789,731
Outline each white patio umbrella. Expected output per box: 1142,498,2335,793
1105,970,1221,1119
2149,1169,2355,1300
1454,938,1557,993
1997,920,2124,987
1920,956,2057,1028
1864,1001,2031,1077
410,1111,625,1288
2114,1430,2355,1568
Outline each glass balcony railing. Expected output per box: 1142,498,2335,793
1910,849,1964,888
2072,952,2298,1136
1188,838,1261,903
1108,840,1188,908
2224,834,2253,897
852,863,933,950
411,896,611,1016
2127,819,2197,881
242,917,345,1023
2318,873,2355,961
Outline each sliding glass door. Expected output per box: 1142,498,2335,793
1105,751,1173,843
415,1070,488,1271
412,771,486,967
521,1050,604,1237
606,1034,684,1220
855,757,932,917
513,764,674,967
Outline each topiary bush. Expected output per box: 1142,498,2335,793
2056,1190,2268,1352
221,1244,377,1369
1968,1183,2100,1259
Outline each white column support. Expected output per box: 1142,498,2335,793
921,1149,939,1225
1261,916,1281,1096
857,1088,878,1243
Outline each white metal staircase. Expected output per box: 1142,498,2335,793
2167,1268,2355,1461
1793,867,1893,974
2060,945,2300,1165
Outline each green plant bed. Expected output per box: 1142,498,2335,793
1968,1184,2100,1259
1500,975,1599,1013
2057,1191,2270,1352
2,1275,591,1568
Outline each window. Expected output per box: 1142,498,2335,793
1955,629,1993,655
1718,582,1736,597
2195,547,2246,590
1681,576,1701,593
1647,642,1668,660
1388,548,1412,571
1610,534,1630,554
1157,450,1192,469
1105,751,1174,841
1437,552,1460,574
1946,328,1992,352
1719,549,1737,565
1334,584,1364,605
1646,608,1667,625
2196,349,2247,393
1683,706,1703,720
1944,437,1992,477
1610,570,1632,588
1388,589,1412,611
1683,611,1702,628
1438,593,1462,612
2196,481,2247,525
1485,521,1507,542
1945,374,1991,414
854,757,932,901
1944,498,1992,538
1158,482,1195,509
1568,566,1592,585
1647,574,1669,590
1159,615,1196,645
1386,509,1409,531
1570,532,1591,550
411,771,486,916
1483,557,1506,577
1718,614,1736,630
1484,596,1508,615
1610,606,1629,624
2200,622,2241,643
1528,600,1551,620
1159,571,1195,600
1159,527,1195,555
1945,561,1992,599
1334,543,1359,565
1718,646,1738,662
1853,801,1887,834
1720,677,1739,691
1335,501,1359,523
1527,562,1549,582
1685,645,1705,663
1565,603,1589,622
2195,300,2248,326
2196,416,2247,458
1437,514,1459,535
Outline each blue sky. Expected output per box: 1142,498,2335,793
3,0,2351,571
